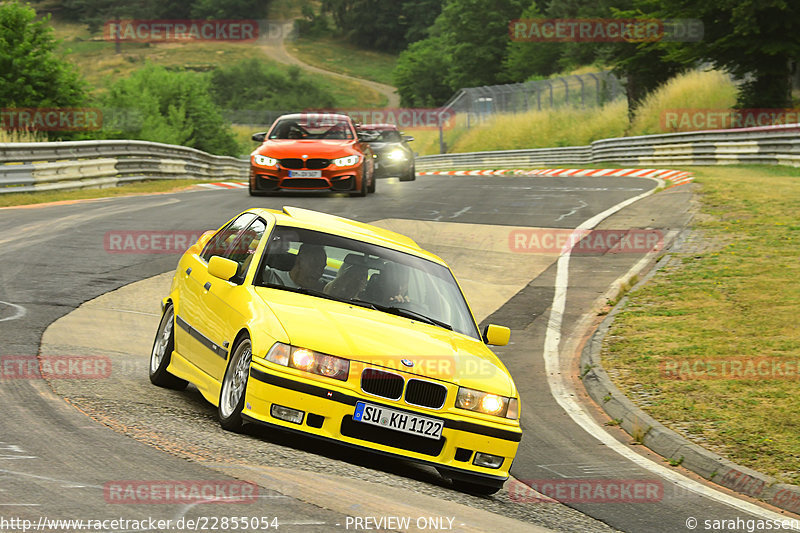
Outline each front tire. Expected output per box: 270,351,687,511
149,304,188,390
400,165,416,181
219,337,252,432
367,171,376,193
350,172,367,197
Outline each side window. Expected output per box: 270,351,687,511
201,213,257,263
228,219,267,283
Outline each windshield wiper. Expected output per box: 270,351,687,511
349,299,453,331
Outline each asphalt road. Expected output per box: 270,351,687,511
0,175,791,532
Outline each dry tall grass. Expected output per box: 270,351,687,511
450,99,629,154
0,129,47,143
628,70,737,136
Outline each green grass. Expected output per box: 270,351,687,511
52,22,385,107
0,179,206,208
288,36,398,86
602,165,800,485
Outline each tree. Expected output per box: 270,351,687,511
103,64,240,156
191,0,271,19
503,1,563,81
437,0,526,90
401,0,444,45
0,2,87,111
671,0,800,108
319,0,443,52
58,0,192,32
394,36,453,106
393,0,526,105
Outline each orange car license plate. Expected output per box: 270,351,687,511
289,170,322,177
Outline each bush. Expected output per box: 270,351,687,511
208,58,336,112
102,63,241,156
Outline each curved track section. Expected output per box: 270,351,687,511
1,175,795,532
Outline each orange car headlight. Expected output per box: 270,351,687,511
266,342,349,381
333,155,359,167
253,154,278,167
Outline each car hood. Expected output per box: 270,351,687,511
254,140,358,159
254,287,515,396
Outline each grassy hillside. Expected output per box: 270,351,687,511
288,36,398,86
51,21,385,108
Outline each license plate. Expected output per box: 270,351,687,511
288,170,321,177
353,402,443,440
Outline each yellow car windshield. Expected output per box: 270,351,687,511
256,226,480,339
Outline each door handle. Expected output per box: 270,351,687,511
185,267,192,275
203,282,211,291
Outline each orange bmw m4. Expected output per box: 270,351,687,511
249,113,376,197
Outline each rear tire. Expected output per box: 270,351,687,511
149,304,188,390
219,337,252,432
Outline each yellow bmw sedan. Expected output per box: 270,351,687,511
149,206,521,494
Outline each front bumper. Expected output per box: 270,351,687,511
250,166,363,192
244,362,521,487
374,158,412,178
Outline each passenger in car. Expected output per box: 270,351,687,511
324,255,369,300
270,244,327,291
362,262,409,305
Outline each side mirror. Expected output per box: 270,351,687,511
404,136,414,142
208,256,239,281
251,132,266,142
483,324,510,346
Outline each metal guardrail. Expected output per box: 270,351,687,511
3,124,798,194
0,140,248,194
418,124,800,170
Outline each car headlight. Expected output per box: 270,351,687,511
455,387,518,419
333,155,359,167
253,154,278,167
386,149,406,160
265,342,349,381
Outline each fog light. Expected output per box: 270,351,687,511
473,452,504,469
270,404,304,424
